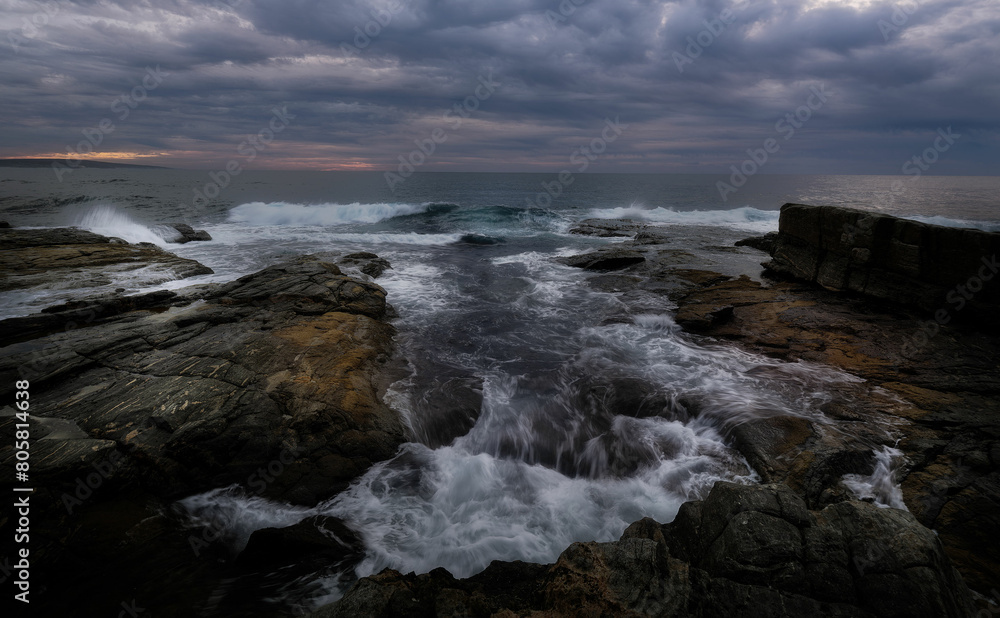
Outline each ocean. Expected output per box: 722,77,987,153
3,170,999,611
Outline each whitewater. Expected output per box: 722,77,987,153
4,170,1000,613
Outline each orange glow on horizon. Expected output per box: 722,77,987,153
16,151,171,160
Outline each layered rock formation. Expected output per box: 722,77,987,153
0,227,213,294
0,246,406,615
764,204,1000,327
551,209,1000,601
319,483,976,617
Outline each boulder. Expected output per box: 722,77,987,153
560,248,646,271
569,218,645,237
338,252,392,278
239,515,364,569
168,223,212,243
736,231,779,253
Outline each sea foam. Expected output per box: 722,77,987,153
228,201,433,225
587,205,780,233
77,204,174,245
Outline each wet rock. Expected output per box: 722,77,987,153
560,248,646,271
569,218,645,237
666,266,1000,591
736,231,779,253
0,255,403,504
0,227,213,293
317,483,976,618
168,223,212,243
0,289,181,346
239,515,364,569
338,252,392,278
0,220,10,228
405,370,484,449
764,203,1000,328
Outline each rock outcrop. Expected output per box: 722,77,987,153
0,251,407,615
317,483,976,617
168,223,213,243
559,248,647,271
551,214,1000,597
0,255,404,502
0,227,213,293
763,204,1000,327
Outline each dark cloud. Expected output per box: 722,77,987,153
0,0,996,173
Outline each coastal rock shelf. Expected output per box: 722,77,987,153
550,206,1000,601
1,208,995,617
764,203,1000,326
0,255,404,502
319,482,975,618
0,249,406,614
0,226,214,294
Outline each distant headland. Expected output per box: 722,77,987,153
0,158,168,169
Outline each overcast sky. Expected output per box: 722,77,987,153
0,0,997,174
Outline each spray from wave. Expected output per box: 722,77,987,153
76,204,174,245
228,201,434,226
587,205,780,233
901,214,1000,233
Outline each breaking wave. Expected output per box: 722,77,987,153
228,201,435,226
587,205,780,233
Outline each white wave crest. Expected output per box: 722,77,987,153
901,214,1000,233
587,206,780,232
228,201,432,225
76,204,173,245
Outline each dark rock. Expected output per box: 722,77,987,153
634,228,672,245
0,255,403,504
736,231,779,253
569,218,645,237
456,233,506,245
405,371,483,448
559,248,646,271
0,220,10,228
0,227,213,294
665,264,1000,591
239,516,363,568
764,204,1000,328
168,223,212,243
0,289,180,346
317,483,976,618
338,252,392,278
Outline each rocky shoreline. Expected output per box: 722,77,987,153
0,230,406,614
315,204,998,616
1,207,996,616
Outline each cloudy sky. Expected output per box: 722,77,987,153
1,0,997,174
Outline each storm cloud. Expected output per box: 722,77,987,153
1,0,997,173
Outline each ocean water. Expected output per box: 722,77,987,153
2,170,998,612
